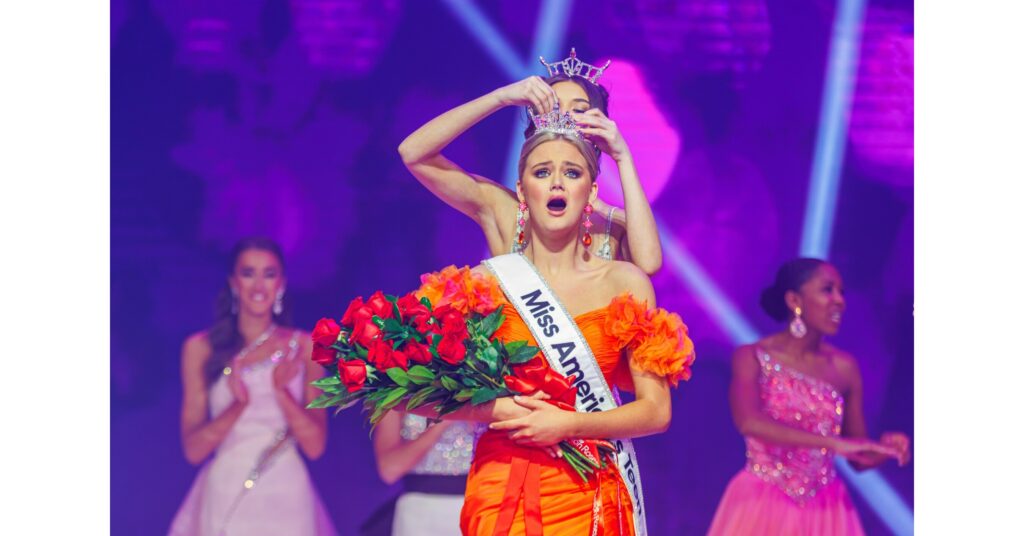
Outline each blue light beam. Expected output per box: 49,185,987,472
439,0,528,80
503,0,576,187
800,0,868,258
836,458,914,536
659,226,759,346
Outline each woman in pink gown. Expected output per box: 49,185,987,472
169,237,337,535
708,258,911,535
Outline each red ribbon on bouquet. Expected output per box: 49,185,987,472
504,357,578,410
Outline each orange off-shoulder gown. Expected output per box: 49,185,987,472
459,287,694,536
416,266,693,536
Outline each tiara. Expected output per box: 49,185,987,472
527,101,583,139
538,47,611,84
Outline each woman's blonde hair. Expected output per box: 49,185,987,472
517,131,600,181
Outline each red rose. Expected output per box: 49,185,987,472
312,318,342,347
413,314,441,335
403,341,432,365
341,297,371,327
397,293,429,322
351,318,382,348
366,291,394,320
431,304,468,339
432,304,460,324
436,334,467,365
311,344,338,366
339,360,367,392
368,339,408,371
440,314,468,340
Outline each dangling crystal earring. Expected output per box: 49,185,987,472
581,203,594,249
273,288,284,316
789,306,807,338
230,287,239,315
514,201,528,253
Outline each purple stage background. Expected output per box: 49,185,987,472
111,1,913,534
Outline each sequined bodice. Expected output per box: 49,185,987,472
745,348,844,503
400,414,480,475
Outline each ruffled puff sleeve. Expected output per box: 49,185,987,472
605,293,696,388
415,265,505,316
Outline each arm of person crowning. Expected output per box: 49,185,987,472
398,77,560,256
580,107,663,275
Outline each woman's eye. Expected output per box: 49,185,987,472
573,108,588,114
534,168,550,178
565,169,581,179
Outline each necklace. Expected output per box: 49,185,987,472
223,324,277,376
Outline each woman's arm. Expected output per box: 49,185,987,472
402,394,536,424
273,337,329,459
398,76,558,255
578,109,662,274
489,357,672,446
489,264,670,445
180,334,247,465
372,411,454,484
729,345,895,459
836,353,910,469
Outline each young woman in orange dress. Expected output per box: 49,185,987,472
396,79,695,534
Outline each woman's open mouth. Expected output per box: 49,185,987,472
546,197,567,215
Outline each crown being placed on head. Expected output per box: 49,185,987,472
527,101,583,139
539,47,611,84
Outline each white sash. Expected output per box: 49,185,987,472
483,253,648,536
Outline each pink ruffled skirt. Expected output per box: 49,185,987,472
707,470,865,535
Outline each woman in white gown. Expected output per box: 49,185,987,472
169,237,337,535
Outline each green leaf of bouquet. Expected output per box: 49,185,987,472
380,386,410,411
454,389,474,402
366,389,390,404
509,344,540,364
311,376,342,389
436,400,462,417
478,308,506,339
407,365,436,384
306,393,334,409
406,386,439,411
505,340,527,354
440,375,460,391
386,367,410,387
470,387,501,406
355,344,369,358
420,296,433,311
383,317,403,333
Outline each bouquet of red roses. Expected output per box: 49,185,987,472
308,287,613,481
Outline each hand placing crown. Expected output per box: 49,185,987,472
539,47,611,84
527,101,584,140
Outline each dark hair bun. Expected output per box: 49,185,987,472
759,284,789,322
760,258,829,322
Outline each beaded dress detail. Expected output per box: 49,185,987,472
707,347,866,535
745,348,843,502
400,414,480,476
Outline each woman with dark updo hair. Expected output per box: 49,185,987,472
707,258,910,535
169,237,337,535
